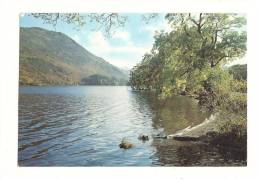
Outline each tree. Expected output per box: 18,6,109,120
29,13,247,97
30,13,159,37
130,13,246,103
30,13,128,37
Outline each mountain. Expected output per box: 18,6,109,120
19,27,128,86
119,66,131,77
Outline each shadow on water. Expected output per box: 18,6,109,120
151,140,246,166
130,91,211,134
130,91,246,166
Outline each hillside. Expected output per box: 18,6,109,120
19,27,128,86
228,64,247,81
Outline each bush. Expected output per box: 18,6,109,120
231,79,247,93
220,92,247,113
196,68,247,113
197,68,233,110
212,115,247,148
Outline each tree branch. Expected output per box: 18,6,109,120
211,55,229,67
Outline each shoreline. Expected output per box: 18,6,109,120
166,112,247,151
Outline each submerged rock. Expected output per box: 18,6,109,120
138,134,149,141
119,139,134,149
153,132,167,139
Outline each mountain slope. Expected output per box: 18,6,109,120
228,64,247,81
19,27,128,86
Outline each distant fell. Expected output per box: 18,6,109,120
228,64,247,81
19,27,128,86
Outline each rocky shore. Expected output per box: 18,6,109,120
164,113,247,150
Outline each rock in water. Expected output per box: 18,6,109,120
138,134,149,141
153,132,167,139
119,139,134,149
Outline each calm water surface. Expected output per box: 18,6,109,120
18,86,246,166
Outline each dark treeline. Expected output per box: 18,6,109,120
80,74,128,86
228,64,247,81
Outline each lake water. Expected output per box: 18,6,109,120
18,86,246,166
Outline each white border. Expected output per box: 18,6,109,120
0,0,260,179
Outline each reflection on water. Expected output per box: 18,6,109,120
152,140,246,166
18,86,246,166
132,92,211,134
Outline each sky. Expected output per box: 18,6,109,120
20,13,172,69
20,13,246,69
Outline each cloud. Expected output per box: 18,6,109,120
87,31,109,51
87,31,151,54
113,31,130,41
84,31,152,68
105,57,138,68
74,21,172,68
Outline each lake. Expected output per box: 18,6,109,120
18,86,246,166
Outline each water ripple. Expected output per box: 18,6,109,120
18,86,246,166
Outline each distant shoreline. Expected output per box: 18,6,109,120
19,85,130,87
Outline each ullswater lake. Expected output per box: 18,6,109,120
18,86,246,166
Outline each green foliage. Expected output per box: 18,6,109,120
220,92,247,113
130,13,247,111
195,68,232,108
218,116,246,135
129,13,247,146
213,114,247,148
231,79,247,93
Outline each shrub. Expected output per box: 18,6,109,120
212,115,247,148
220,92,247,113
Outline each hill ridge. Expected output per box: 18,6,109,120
19,27,128,86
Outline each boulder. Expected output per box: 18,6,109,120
153,131,167,139
138,134,149,141
119,139,134,149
